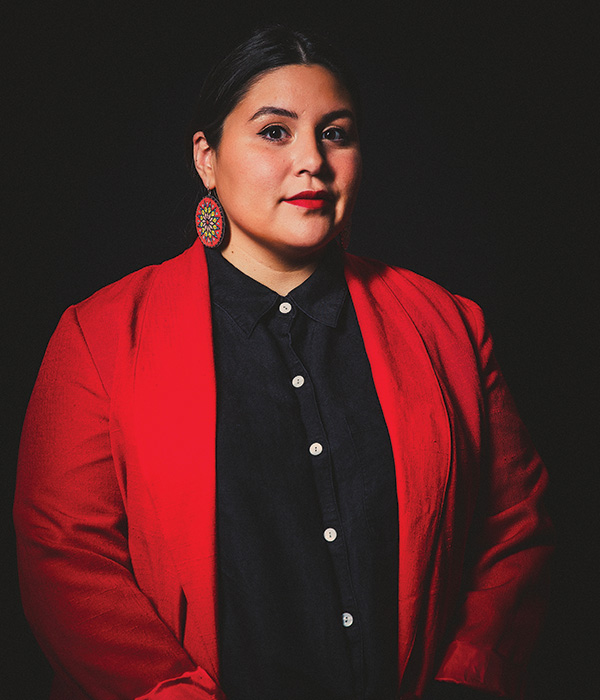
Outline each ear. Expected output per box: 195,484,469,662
193,131,216,190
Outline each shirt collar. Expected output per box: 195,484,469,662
205,244,348,337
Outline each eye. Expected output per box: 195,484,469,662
258,125,289,141
321,126,348,143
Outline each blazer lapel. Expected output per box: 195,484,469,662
345,254,452,676
132,241,219,674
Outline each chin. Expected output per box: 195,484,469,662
286,222,336,249
284,235,334,257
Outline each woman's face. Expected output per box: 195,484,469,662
194,64,362,265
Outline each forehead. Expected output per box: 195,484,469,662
234,64,354,116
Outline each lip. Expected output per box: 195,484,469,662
284,190,332,210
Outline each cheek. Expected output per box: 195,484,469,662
224,146,284,197
337,153,362,198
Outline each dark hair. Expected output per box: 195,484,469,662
185,24,361,176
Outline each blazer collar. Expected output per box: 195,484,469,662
132,240,219,676
344,252,452,675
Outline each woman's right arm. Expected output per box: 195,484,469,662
14,308,223,700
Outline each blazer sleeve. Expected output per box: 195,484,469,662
14,307,224,700
434,300,553,699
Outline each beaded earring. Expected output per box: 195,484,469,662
195,190,226,248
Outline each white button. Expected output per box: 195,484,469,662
279,302,292,314
292,375,305,388
323,528,337,542
342,612,354,627
309,442,323,456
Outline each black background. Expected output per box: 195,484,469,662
2,2,597,698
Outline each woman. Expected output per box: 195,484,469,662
14,25,552,700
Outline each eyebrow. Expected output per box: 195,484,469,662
250,106,298,121
249,106,355,123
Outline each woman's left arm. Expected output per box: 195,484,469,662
434,300,554,699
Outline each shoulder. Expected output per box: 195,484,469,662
49,243,201,393
343,252,485,340
74,244,197,328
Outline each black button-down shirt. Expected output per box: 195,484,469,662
206,245,399,700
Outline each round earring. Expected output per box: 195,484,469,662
195,190,226,248
338,221,351,250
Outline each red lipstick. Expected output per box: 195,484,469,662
284,190,332,209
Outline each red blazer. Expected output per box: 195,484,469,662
14,241,552,700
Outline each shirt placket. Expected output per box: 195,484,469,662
270,296,365,699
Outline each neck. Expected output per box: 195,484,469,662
219,239,325,296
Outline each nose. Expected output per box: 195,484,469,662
294,133,326,177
